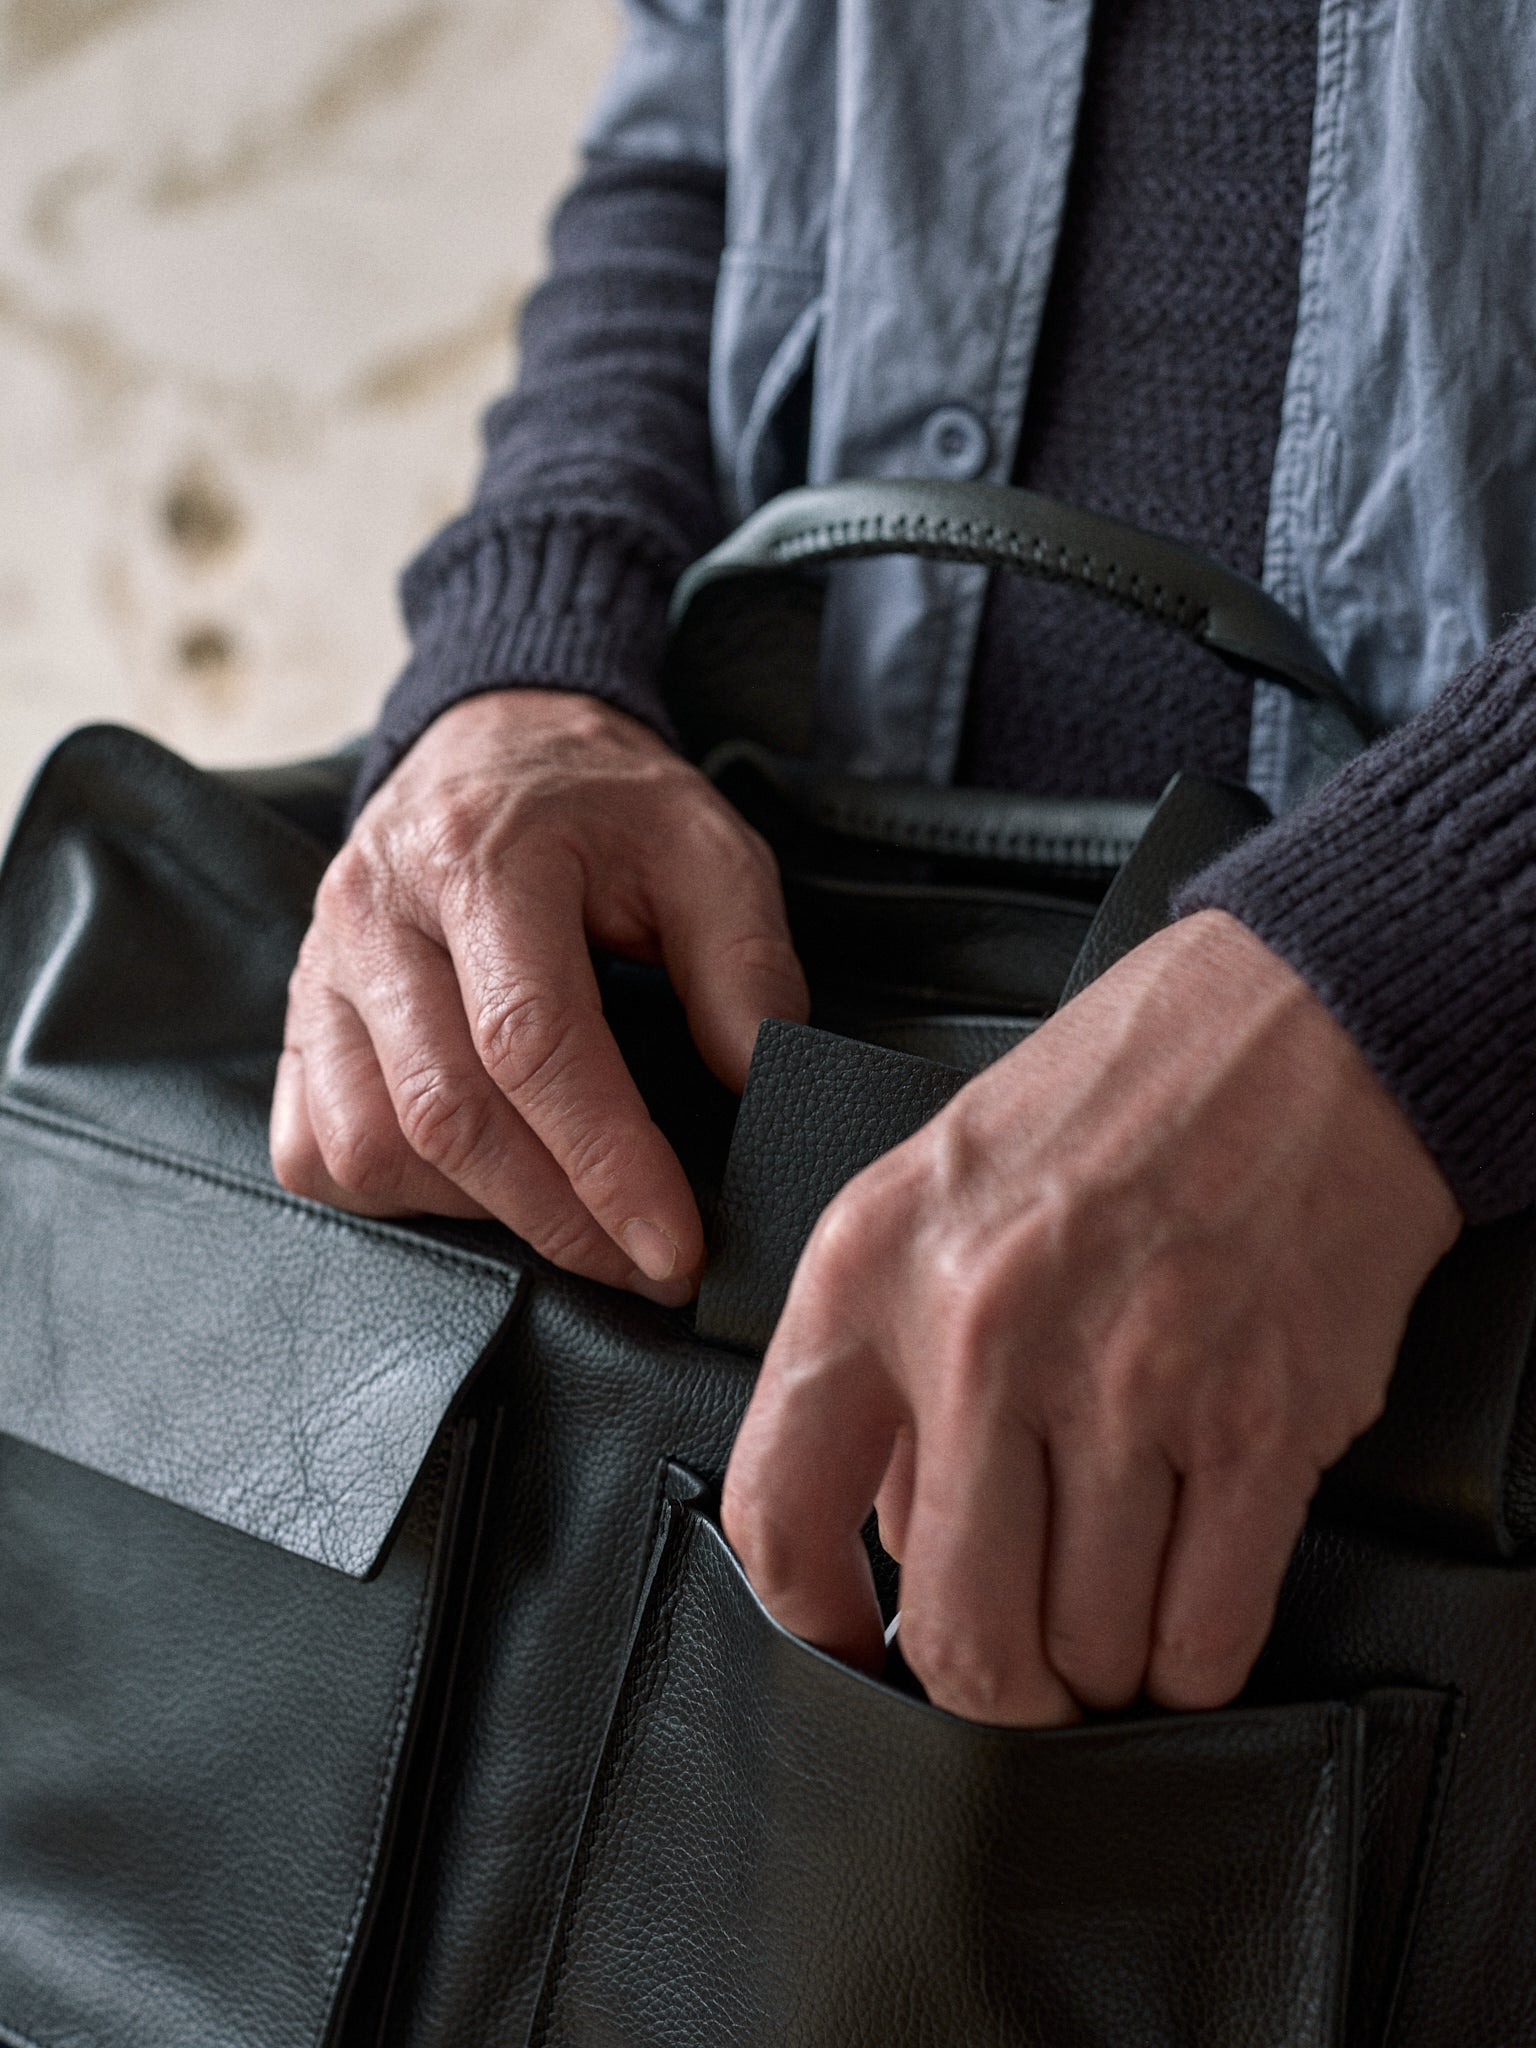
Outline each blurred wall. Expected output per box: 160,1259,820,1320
0,0,620,824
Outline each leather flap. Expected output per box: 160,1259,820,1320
0,727,525,1577
697,1022,967,1350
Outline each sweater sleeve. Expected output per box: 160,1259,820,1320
1178,612,1536,1223
351,149,727,812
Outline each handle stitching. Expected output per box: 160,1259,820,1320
809,794,1137,866
767,513,1210,634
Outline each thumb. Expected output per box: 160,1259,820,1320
655,831,809,1092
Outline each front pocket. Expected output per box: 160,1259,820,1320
533,1492,1451,2048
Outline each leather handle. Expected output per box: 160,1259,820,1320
672,480,1372,771
705,739,1157,877
1055,772,1272,1006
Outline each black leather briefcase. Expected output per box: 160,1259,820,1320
4,485,1536,2048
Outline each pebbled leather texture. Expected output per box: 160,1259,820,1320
5,724,1536,2048
532,1495,1444,2048
698,1020,967,1351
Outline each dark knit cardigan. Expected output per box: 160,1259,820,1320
356,0,1536,1225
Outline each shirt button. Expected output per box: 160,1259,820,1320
920,404,992,480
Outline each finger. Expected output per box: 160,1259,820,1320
897,1410,1077,1727
440,851,705,1286
276,988,490,1221
1145,1460,1314,1711
873,1424,917,1563
1042,1434,1177,1710
271,1045,325,1193
722,1330,896,1676
652,822,809,1091
334,920,671,1297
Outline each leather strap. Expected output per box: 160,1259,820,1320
705,739,1156,878
1056,772,1272,1007
672,480,1371,776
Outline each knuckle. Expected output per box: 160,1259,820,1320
317,1119,399,1201
720,1477,806,1599
314,839,385,934
1339,1378,1388,1443
1149,1621,1256,1709
560,1118,645,1203
732,818,783,882
410,784,500,879
935,1267,1013,1376
522,1205,614,1275
806,1183,884,1284
1043,1620,1143,1709
1190,1366,1296,1470
1094,1331,1188,1431
393,1065,489,1178
718,923,801,990
471,984,570,1098
898,1617,1021,1722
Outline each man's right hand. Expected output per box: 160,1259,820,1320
270,688,808,1304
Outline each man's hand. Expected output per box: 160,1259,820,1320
722,909,1461,1724
270,689,808,1303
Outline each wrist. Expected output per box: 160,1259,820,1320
1183,909,1464,1254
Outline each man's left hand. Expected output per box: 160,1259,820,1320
721,909,1462,1725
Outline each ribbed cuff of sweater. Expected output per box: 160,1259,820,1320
350,512,683,818
1177,611,1536,1223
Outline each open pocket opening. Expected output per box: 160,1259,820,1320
534,1492,1456,2048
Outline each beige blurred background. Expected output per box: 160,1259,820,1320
0,0,620,825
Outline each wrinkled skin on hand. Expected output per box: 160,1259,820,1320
275,697,1461,1725
721,910,1462,1724
270,688,808,1303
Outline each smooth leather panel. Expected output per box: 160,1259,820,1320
1326,1211,1536,1560
0,727,525,1578
0,1428,460,2048
789,872,1090,1019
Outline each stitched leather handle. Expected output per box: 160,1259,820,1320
672,480,1371,763
705,739,1157,877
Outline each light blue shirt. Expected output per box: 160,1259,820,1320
588,0,1536,810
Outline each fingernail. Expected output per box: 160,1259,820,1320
629,1269,696,1310
620,1217,680,1284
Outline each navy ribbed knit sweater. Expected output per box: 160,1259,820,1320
356,0,1536,1225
